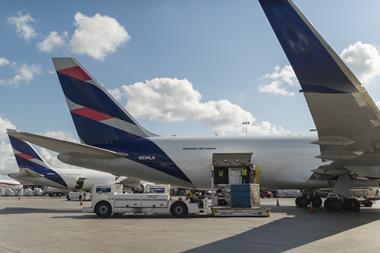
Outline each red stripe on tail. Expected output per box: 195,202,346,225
58,66,92,81
71,107,113,121
16,153,34,160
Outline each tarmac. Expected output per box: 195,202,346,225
1,197,380,253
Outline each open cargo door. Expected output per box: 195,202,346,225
212,153,253,186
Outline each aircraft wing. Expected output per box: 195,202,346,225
7,129,126,159
259,0,380,166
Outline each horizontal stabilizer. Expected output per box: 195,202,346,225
9,168,44,178
7,129,126,159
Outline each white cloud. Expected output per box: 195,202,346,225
0,63,42,86
340,41,380,84
258,65,298,96
112,78,290,136
0,115,15,140
7,12,36,41
0,115,17,175
70,12,130,60
0,57,10,67
258,80,295,96
0,115,79,175
260,42,380,97
37,31,68,53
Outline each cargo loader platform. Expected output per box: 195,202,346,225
212,206,270,217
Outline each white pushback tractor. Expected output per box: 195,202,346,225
83,184,211,218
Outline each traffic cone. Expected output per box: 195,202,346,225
276,198,280,206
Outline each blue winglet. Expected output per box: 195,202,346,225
259,0,361,93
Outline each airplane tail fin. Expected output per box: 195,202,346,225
258,0,362,94
52,57,154,147
8,133,47,167
7,132,67,187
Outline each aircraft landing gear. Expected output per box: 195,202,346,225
363,200,373,207
330,198,344,212
295,190,322,208
311,196,322,208
344,198,360,212
295,196,309,208
324,198,343,211
324,197,360,212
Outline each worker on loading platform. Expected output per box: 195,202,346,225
217,169,224,184
242,166,249,184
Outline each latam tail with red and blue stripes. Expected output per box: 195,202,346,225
52,58,154,147
52,57,193,186
8,134,68,188
8,133,119,191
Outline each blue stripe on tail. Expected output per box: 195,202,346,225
71,114,140,146
57,73,135,124
9,135,43,161
13,158,67,187
8,135,67,187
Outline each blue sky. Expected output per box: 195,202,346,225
2,0,380,140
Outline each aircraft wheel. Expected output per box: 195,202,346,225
170,201,188,218
295,196,309,208
311,197,322,208
344,198,360,212
95,201,112,218
324,198,332,210
363,201,373,207
330,198,344,212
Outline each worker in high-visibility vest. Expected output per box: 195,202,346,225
241,166,249,184
217,169,224,184
218,169,224,178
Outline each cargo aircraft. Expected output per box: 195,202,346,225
7,0,380,211
7,134,138,191
0,178,22,191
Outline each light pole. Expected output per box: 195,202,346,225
242,121,250,136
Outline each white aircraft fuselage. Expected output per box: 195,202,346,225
10,168,116,192
58,136,330,190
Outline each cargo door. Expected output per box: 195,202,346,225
75,178,86,190
212,153,253,186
